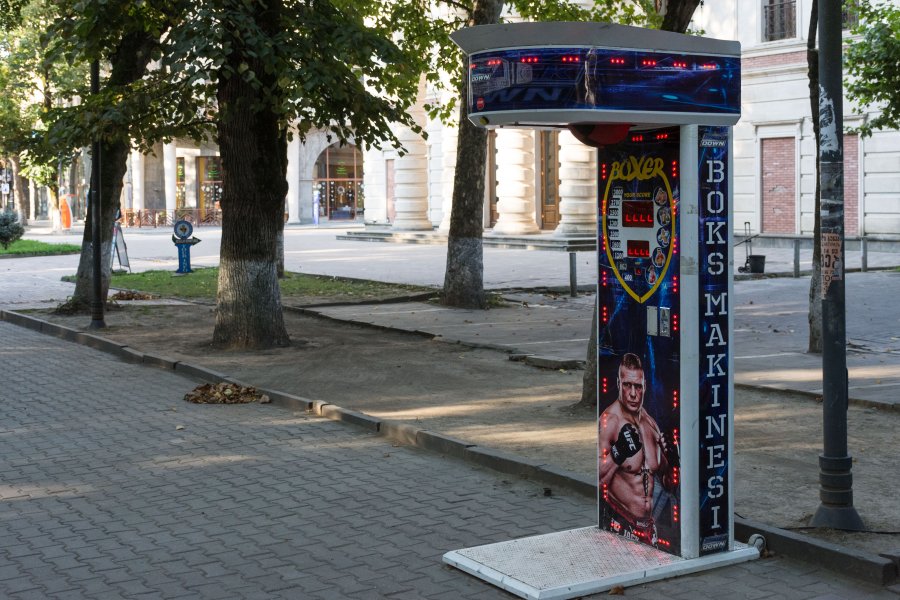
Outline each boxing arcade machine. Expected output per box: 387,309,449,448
443,22,759,599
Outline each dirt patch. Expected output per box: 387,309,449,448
33,302,899,557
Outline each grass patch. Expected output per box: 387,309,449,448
101,267,433,303
0,239,81,256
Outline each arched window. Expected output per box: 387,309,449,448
314,143,364,220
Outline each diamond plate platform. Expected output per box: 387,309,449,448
443,527,759,600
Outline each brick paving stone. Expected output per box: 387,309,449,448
0,321,897,599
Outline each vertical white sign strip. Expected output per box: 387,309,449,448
678,125,700,560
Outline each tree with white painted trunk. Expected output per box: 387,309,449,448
45,1,430,348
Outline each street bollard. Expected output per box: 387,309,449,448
793,239,800,278
861,237,868,272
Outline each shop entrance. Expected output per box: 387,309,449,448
314,143,364,220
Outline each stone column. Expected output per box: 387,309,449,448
131,150,145,211
285,134,301,223
554,129,597,236
437,123,458,232
390,91,431,230
163,142,177,214
492,129,539,235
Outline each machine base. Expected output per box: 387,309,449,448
443,527,759,600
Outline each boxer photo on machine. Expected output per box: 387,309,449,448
599,353,679,547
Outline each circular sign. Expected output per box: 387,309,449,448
174,220,193,239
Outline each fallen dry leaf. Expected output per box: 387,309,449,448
609,585,625,595
184,382,266,404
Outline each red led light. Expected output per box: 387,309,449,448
631,134,644,143
602,376,608,393
673,503,680,523
656,132,669,140
701,62,718,70
673,313,679,332
672,60,688,69
673,390,678,410
610,57,626,65
561,55,581,63
520,56,539,63
602,305,609,323
641,58,658,67
470,63,477,69
601,270,608,287
600,163,608,180
672,275,678,293
671,160,678,179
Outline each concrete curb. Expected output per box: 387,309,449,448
0,309,894,587
734,517,898,586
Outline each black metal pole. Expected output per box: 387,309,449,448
89,59,106,329
810,0,862,530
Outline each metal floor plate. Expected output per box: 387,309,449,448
443,527,759,600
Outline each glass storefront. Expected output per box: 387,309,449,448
314,143,364,219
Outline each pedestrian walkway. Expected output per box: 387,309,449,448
1,322,895,599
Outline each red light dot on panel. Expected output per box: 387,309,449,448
673,61,688,69
602,305,609,323
602,376,608,394
631,134,644,143
673,314,679,332
673,504,680,522
701,63,718,70
672,390,678,409
601,163,608,180
672,275,678,293
671,160,678,178
470,63,477,69
656,132,669,140
610,57,626,65
641,58,658,67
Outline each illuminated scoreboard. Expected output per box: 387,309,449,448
602,129,679,304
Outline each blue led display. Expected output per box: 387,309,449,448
468,47,740,123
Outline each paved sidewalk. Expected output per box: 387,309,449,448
1,321,896,599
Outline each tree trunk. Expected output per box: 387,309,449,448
575,0,698,411
212,0,290,349
441,0,504,309
808,0,823,354
9,155,28,225
660,0,702,33
579,294,599,408
64,30,162,312
68,140,130,308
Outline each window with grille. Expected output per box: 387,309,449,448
763,0,796,41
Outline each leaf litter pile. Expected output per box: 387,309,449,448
110,290,156,301
184,382,271,405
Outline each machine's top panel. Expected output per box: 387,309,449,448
451,22,741,128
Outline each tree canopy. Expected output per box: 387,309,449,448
845,0,900,137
